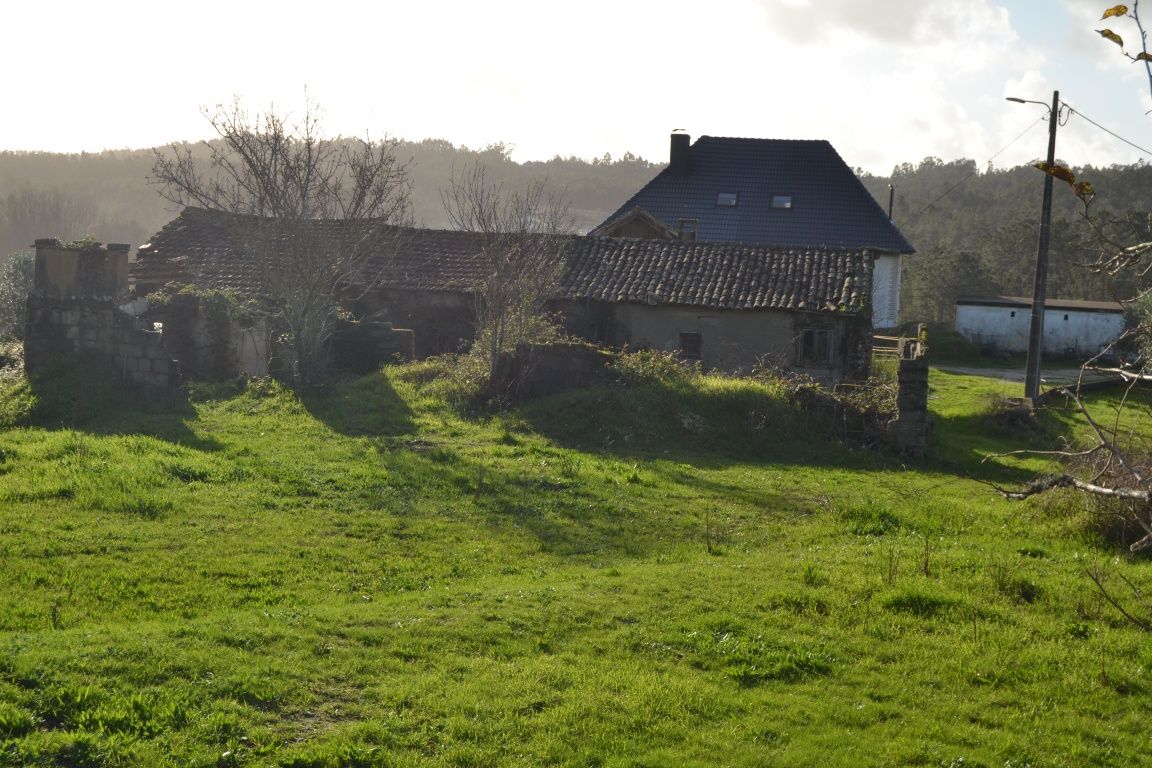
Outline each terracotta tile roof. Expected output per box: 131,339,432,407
594,136,915,254
133,207,871,315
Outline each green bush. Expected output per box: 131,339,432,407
612,347,700,388
0,250,33,341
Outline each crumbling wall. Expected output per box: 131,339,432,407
24,239,176,390
331,319,416,374
884,326,930,456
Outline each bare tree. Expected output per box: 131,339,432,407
441,163,574,378
151,97,412,386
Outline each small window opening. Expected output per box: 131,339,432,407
1009,311,1016,318
799,328,831,364
716,192,739,207
676,218,699,242
771,195,793,209
1063,314,1069,321
679,332,702,360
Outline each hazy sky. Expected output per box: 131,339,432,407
7,0,1152,174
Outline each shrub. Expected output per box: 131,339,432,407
612,347,700,388
0,250,33,341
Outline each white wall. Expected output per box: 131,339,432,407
955,304,1126,356
872,254,901,329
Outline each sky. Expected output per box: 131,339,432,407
5,0,1152,175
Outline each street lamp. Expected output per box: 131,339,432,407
1006,90,1060,406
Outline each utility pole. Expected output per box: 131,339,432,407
1022,90,1059,406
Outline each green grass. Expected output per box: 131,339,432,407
0,364,1150,766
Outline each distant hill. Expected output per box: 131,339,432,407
858,157,1152,322
0,140,662,258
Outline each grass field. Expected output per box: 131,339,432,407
0,361,1149,767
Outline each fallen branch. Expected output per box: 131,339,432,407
1087,567,1152,632
992,473,1150,501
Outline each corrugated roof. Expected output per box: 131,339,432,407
132,207,871,315
956,295,1124,313
594,136,915,254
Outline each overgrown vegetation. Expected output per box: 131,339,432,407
146,283,257,380
0,361,1147,766
0,249,32,341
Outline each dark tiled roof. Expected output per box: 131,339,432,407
595,136,915,253
133,207,870,315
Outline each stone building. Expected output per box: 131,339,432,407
592,133,915,329
132,207,875,384
24,238,176,389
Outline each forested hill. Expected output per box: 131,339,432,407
860,158,1152,323
0,141,661,260
2,143,1151,325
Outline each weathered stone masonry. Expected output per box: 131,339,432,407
25,239,176,390
884,328,930,457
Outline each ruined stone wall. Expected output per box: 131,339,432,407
331,320,416,374
884,327,930,456
24,239,176,390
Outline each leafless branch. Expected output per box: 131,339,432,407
441,163,574,379
1087,566,1152,631
992,472,1150,501
150,96,412,385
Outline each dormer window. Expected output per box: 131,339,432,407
772,195,793,209
716,192,739,207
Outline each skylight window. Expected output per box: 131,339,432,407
771,195,793,209
715,192,739,207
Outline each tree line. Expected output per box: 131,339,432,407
860,157,1152,324
0,141,660,260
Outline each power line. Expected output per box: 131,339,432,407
902,115,1047,225
1064,104,1152,158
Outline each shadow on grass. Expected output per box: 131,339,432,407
923,387,1110,487
515,380,891,473
924,410,1055,486
298,371,416,438
0,356,224,452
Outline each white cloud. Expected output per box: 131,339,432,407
3,0,1149,174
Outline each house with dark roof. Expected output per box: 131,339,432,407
592,133,915,328
132,207,875,382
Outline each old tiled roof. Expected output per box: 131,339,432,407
594,136,915,254
561,238,869,312
133,207,871,315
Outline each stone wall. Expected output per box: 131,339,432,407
331,320,416,374
24,239,176,390
360,288,473,357
884,327,930,456
560,298,873,384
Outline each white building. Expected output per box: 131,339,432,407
954,296,1126,357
